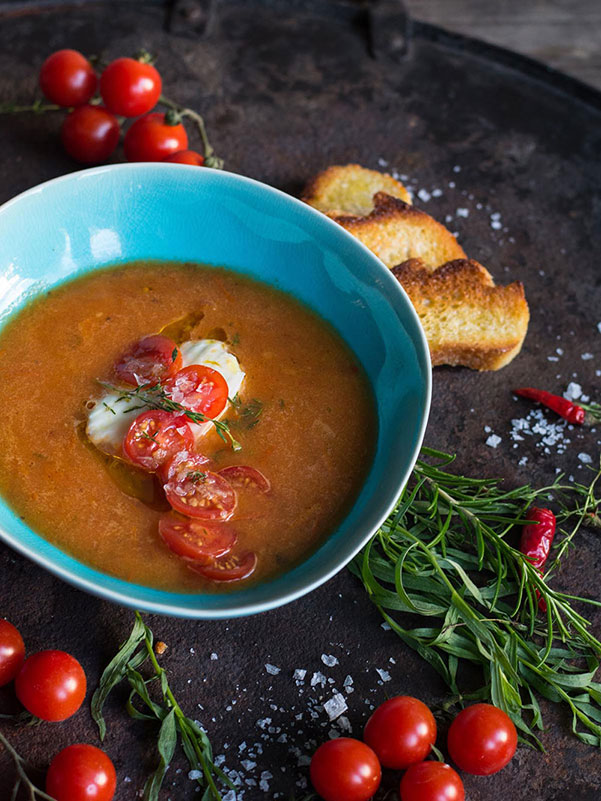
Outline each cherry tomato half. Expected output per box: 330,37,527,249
39,49,97,107
100,57,162,117
218,466,271,494
123,112,188,162
162,451,236,520
400,762,464,801
163,149,205,166
189,551,257,583
447,703,517,776
165,365,229,419
15,650,86,721
114,334,182,386
159,513,237,562
123,411,193,472
364,695,437,770
46,744,117,801
0,619,25,686
310,738,381,801
61,105,120,164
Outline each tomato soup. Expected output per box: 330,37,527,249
0,262,376,591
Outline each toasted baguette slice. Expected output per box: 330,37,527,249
302,164,411,216
392,259,529,370
330,193,468,270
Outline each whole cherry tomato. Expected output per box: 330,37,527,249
310,737,381,801
364,695,437,769
61,105,120,164
447,703,517,775
39,49,97,107
400,762,464,801
15,650,87,721
100,57,162,117
46,744,117,801
124,112,188,162
0,619,25,686
163,149,205,166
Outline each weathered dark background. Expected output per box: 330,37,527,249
1,1,601,799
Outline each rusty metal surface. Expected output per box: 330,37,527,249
1,1,601,799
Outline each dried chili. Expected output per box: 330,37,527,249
513,387,585,424
520,506,556,612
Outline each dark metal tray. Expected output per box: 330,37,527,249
1,2,600,798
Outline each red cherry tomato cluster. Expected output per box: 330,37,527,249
310,695,517,801
113,333,270,583
38,49,206,166
0,618,116,801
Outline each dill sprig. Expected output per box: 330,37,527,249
91,613,233,801
99,380,242,452
351,446,601,748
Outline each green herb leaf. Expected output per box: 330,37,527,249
143,708,177,801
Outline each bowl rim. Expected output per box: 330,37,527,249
0,162,432,617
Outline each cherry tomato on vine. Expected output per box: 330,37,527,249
447,703,517,775
39,49,97,107
15,650,87,721
123,112,188,162
163,149,205,166
46,744,117,801
61,105,120,164
0,620,25,686
364,695,437,769
114,334,182,386
100,57,162,117
310,737,381,801
400,762,464,801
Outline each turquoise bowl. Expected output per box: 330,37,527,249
0,164,430,618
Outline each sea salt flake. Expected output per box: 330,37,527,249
324,693,348,720
311,672,326,687
486,434,502,448
188,769,203,780
578,453,593,464
582,353,594,360
484,425,492,433
241,760,256,771
417,188,431,202
380,621,391,630
265,664,280,675
456,207,469,218
432,188,443,197
210,653,218,660
321,654,339,667
293,668,307,682
376,668,391,682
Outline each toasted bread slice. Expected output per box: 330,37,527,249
392,259,529,370
330,193,468,270
302,164,412,216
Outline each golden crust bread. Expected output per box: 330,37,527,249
392,259,530,370
301,164,412,216
329,193,469,270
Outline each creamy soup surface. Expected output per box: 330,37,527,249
0,262,377,591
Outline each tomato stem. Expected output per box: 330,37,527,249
0,730,56,800
0,100,61,114
159,94,224,169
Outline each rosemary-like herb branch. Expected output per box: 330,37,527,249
91,612,233,801
351,446,601,748
0,730,55,801
99,380,242,452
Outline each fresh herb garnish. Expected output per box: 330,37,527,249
352,446,601,748
230,332,240,346
171,347,179,363
238,398,263,430
187,470,207,484
0,730,55,800
91,612,232,801
141,429,158,442
102,401,117,416
99,380,241,452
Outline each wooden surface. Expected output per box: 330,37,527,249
405,0,601,90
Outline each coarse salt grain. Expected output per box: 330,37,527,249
311,672,326,687
578,453,593,464
265,664,280,675
582,353,594,360
376,668,391,682
293,669,306,682
565,382,582,400
486,434,502,448
324,693,348,721
456,208,469,218
417,188,431,202
321,654,339,667
210,652,218,660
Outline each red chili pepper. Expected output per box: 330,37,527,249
513,387,585,424
520,507,556,613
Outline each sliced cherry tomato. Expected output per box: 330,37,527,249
310,737,381,801
100,57,162,117
159,513,237,562
39,49,97,107
163,149,205,166
364,695,437,770
123,112,188,162
0,619,25,686
123,411,193,472
447,703,517,776
60,105,120,164
400,762,464,801
162,451,236,520
46,744,116,801
218,466,271,493
165,365,228,419
189,550,257,583
15,650,86,721
114,334,182,386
